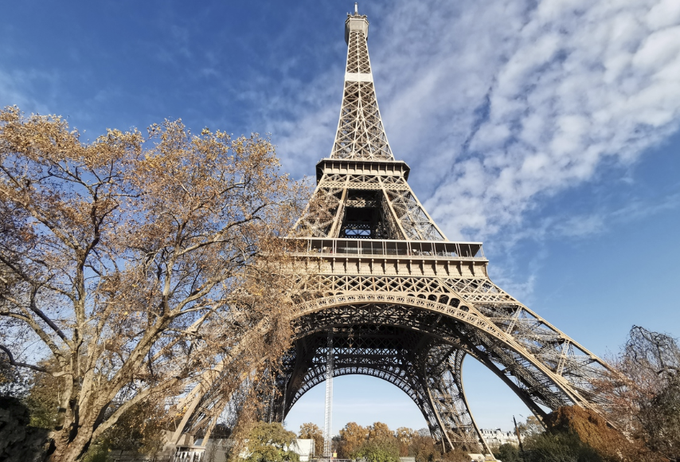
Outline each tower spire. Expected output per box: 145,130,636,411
332,10,393,160
293,10,446,240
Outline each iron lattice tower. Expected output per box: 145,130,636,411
170,9,614,454
275,10,614,453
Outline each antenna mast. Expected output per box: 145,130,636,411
323,332,334,459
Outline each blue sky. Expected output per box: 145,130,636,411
3,0,679,433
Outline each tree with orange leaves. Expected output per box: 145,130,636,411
337,422,369,458
0,107,302,462
298,422,324,456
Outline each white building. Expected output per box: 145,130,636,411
293,439,315,462
479,428,519,447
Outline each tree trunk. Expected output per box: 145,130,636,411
48,421,95,462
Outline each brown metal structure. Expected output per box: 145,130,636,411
172,9,613,454
274,10,614,453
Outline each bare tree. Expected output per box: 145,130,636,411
0,107,301,461
597,326,680,461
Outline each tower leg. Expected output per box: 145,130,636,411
422,348,492,456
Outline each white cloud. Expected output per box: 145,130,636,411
407,0,680,239
646,0,680,29
257,71,342,178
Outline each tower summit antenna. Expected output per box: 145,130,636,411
355,3,358,14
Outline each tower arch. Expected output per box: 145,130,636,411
274,288,608,451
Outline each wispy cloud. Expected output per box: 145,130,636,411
0,69,56,115
480,189,680,303
504,189,680,247
388,0,680,239
249,61,345,179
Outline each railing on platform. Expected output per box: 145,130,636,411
284,238,485,260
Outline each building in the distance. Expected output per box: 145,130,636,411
294,439,315,462
479,428,519,447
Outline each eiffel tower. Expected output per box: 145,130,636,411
170,7,613,455
272,8,613,454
